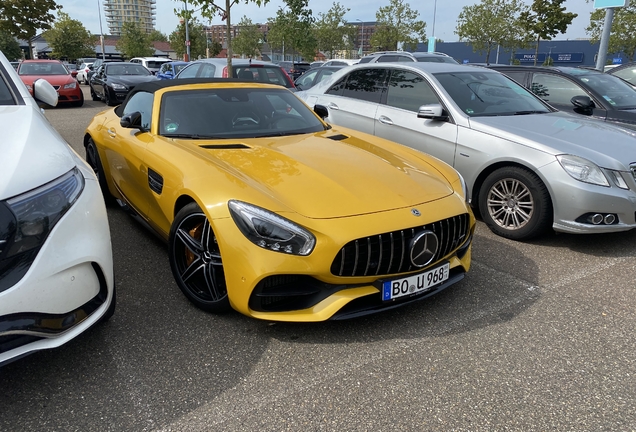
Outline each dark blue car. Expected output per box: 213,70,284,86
157,61,189,80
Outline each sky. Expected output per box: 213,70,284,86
57,0,599,42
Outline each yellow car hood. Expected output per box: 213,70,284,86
188,132,455,219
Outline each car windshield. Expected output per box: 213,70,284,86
434,71,551,117
233,66,293,88
160,88,326,139
575,73,636,109
416,56,458,64
173,64,187,74
106,64,151,76
19,63,69,75
147,61,169,69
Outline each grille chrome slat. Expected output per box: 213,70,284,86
331,213,470,277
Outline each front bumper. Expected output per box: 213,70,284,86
0,173,114,366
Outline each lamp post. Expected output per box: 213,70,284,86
356,19,364,58
547,45,557,65
97,0,106,60
184,0,191,61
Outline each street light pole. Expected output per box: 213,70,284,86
97,0,106,60
356,19,364,58
184,0,191,61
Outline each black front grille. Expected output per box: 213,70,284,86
331,213,470,277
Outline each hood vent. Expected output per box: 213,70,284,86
200,144,250,149
326,134,349,141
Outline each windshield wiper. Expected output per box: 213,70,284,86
163,133,225,139
513,110,548,115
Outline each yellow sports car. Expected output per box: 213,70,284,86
83,79,475,321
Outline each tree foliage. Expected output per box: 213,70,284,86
169,19,208,60
519,0,577,65
0,31,22,60
370,0,426,51
175,0,270,77
587,4,636,62
43,11,96,61
455,0,530,64
314,2,357,59
0,0,58,57
116,21,155,59
232,16,262,58
268,0,317,61
149,29,168,42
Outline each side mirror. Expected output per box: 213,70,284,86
71,70,78,78
88,65,94,70
120,112,144,130
32,78,59,107
417,104,448,121
571,95,594,111
314,104,329,119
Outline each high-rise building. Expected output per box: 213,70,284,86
104,0,156,36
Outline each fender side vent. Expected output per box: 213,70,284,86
326,134,348,141
148,168,163,194
200,144,250,149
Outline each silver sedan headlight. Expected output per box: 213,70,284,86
556,154,609,187
228,200,315,256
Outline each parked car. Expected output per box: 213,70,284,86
310,61,325,68
129,57,172,75
297,63,636,240
75,57,97,69
156,61,189,80
322,59,359,67
0,51,115,366
358,51,458,64
76,62,93,84
606,61,636,88
294,65,345,91
89,61,157,106
487,65,636,129
277,61,311,80
83,78,474,321
175,59,296,90
17,59,83,107
87,58,123,82
10,61,19,70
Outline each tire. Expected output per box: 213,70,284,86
169,203,230,313
85,137,114,203
105,86,117,106
478,166,552,241
90,85,100,101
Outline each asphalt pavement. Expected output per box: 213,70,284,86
0,85,634,431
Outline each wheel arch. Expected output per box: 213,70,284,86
174,194,197,219
471,161,554,216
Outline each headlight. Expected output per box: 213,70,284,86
556,154,609,187
0,168,84,292
64,81,77,89
111,83,127,90
228,200,315,256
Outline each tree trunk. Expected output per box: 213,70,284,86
533,35,540,66
225,0,233,77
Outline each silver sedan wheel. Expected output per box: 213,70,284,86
486,177,534,230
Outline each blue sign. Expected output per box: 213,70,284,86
594,0,629,8
514,52,584,63
613,57,623,64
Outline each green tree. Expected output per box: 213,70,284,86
232,16,262,58
0,0,58,58
208,39,222,57
314,2,357,59
268,0,317,61
0,31,22,60
116,21,155,59
174,0,270,77
43,11,96,61
149,29,168,42
370,0,426,51
169,19,207,59
455,0,529,64
519,0,577,65
587,4,636,62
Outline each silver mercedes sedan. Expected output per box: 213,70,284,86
296,62,636,241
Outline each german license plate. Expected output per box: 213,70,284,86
382,263,450,301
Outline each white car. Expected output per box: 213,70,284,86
76,62,93,84
0,51,115,366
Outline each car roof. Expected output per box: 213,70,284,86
21,59,62,63
189,58,279,67
487,64,604,77
131,57,171,61
127,78,283,95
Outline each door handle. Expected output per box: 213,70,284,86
378,115,393,125
327,102,339,110
107,128,116,138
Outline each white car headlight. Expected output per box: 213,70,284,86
228,200,315,256
111,83,127,90
556,154,609,187
64,81,77,89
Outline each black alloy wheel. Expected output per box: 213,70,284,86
90,85,100,101
478,166,552,241
85,137,114,203
169,203,230,313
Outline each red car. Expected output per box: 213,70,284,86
17,60,83,107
